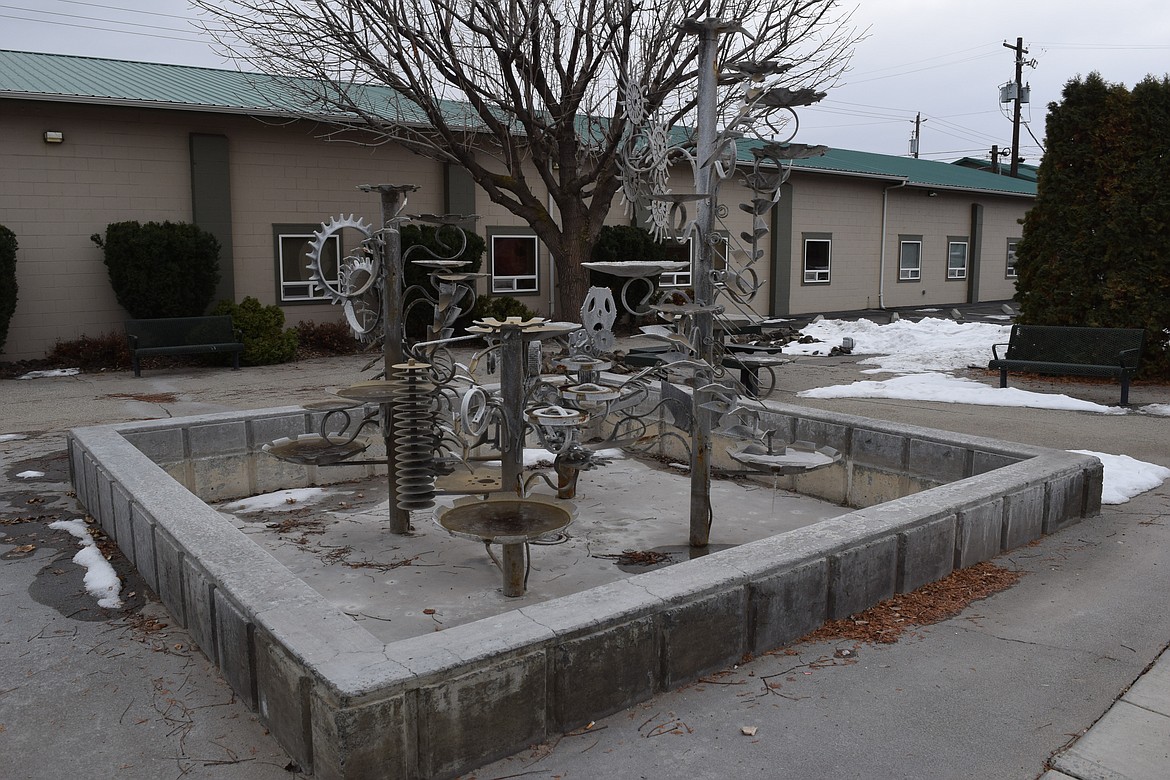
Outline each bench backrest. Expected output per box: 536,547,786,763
125,316,237,348
1006,325,1145,366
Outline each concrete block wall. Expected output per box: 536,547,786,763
115,406,384,503
68,402,1104,779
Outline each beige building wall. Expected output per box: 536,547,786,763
784,174,886,313
2,101,195,360
0,101,533,360
1,97,1032,361
975,199,1026,302
776,172,1030,315
880,186,980,309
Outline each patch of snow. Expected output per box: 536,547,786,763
0,433,28,442
784,317,1010,374
16,470,45,478
49,519,123,609
1069,450,1170,504
798,372,1126,415
1140,404,1170,417
18,368,81,379
220,487,328,513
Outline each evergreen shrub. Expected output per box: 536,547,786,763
91,221,220,318
212,296,298,365
0,224,17,353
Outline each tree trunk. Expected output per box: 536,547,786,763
554,238,593,321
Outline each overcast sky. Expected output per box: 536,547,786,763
3,1,1169,164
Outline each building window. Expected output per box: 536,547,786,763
947,239,969,280
490,234,539,294
658,234,727,288
660,239,692,287
275,226,340,303
899,237,922,281
803,235,831,284
1006,239,1020,278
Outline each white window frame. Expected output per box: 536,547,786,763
659,237,693,288
658,234,728,288
277,228,340,303
490,233,539,294
1006,239,1020,278
899,238,922,281
947,239,969,280
802,236,831,284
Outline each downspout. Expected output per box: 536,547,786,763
878,179,908,310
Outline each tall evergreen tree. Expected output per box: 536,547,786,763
1016,73,1125,324
1016,72,1170,376
1100,76,1170,375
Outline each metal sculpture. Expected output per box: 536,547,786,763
259,15,838,595
613,17,829,546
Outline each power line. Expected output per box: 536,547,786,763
0,11,205,43
1032,40,1170,51
0,2,194,34
41,0,194,21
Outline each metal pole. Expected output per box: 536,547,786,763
499,324,526,495
373,184,414,534
689,20,719,548
501,543,526,597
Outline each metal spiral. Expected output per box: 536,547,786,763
390,361,437,511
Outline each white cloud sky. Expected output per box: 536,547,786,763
2,1,1169,161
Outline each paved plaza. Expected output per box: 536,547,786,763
1,311,1168,779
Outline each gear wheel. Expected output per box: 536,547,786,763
306,215,377,303
342,259,383,341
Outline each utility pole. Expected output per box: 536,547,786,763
1002,37,1033,178
909,112,924,158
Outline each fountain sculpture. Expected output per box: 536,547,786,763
263,21,840,595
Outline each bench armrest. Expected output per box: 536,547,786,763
1118,347,1142,370
991,342,1009,360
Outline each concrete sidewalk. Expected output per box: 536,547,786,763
2,318,1169,779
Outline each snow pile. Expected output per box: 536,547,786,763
801,372,1125,414
220,487,327,513
783,317,1010,374
49,519,123,609
1071,450,1170,505
18,368,81,379
16,470,45,478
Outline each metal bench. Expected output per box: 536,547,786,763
988,324,1145,405
124,315,245,377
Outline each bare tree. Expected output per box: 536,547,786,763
194,0,859,316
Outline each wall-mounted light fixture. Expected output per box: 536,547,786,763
43,131,64,144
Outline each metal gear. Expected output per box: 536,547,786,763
337,255,381,340
305,214,376,304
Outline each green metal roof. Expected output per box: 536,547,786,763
1,49,1035,198
952,156,1040,183
0,49,433,124
788,147,1036,197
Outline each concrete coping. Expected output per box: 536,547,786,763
68,396,1103,779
